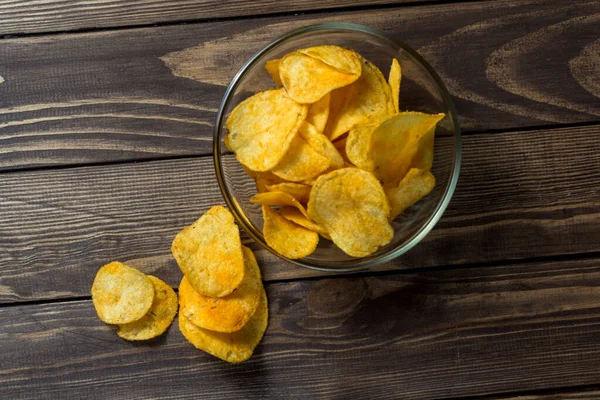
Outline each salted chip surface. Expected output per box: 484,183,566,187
387,168,436,220
279,206,330,239
255,171,283,193
297,46,362,76
171,206,244,298
279,51,360,104
388,58,401,113
265,59,282,86
324,58,395,140
262,205,319,259
179,246,261,333
251,191,310,219
271,134,330,182
371,112,444,189
179,287,268,363
306,92,330,133
267,182,311,204
299,121,345,170
117,276,178,341
225,89,307,171
91,261,154,325
308,168,393,257
345,121,380,172
410,126,435,171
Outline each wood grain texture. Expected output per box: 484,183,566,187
0,0,598,170
1,125,598,303
3,257,600,399
498,389,600,400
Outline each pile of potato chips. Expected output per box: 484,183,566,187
225,45,443,259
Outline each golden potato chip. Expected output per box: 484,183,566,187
279,206,331,240
279,51,359,104
345,121,379,172
308,168,393,257
91,261,154,325
171,206,244,298
271,134,330,182
332,136,352,165
410,126,435,171
225,89,308,171
265,59,282,86
117,276,178,341
298,121,344,170
255,171,283,193
388,58,401,113
262,205,318,259
267,182,311,204
250,191,309,219
179,287,268,363
179,246,261,333
297,46,362,76
371,112,444,189
323,58,395,140
306,92,330,133
387,168,436,220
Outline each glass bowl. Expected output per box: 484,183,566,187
214,22,461,272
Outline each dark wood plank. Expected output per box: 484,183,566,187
3,257,600,399
1,124,598,303
0,0,598,170
497,389,600,400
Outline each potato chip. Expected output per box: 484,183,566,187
332,136,352,165
323,58,395,140
255,171,283,193
297,46,362,76
308,168,393,257
298,121,344,170
179,246,261,333
410,126,435,171
279,51,360,104
371,112,444,189
250,191,309,219
265,59,282,86
271,134,330,182
171,206,244,298
345,121,379,172
387,168,436,220
388,58,401,113
91,261,154,325
117,276,178,341
267,182,311,204
279,206,331,240
262,205,319,259
306,92,330,133
226,89,308,171
179,287,268,363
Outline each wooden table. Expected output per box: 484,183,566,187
1,0,599,398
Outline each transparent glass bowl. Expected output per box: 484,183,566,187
214,22,461,272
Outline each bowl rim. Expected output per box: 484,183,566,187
213,22,462,272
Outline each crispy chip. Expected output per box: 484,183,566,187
271,134,330,182
117,276,178,341
345,121,379,172
267,183,311,204
323,58,395,140
279,206,331,240
262,205,318,259
226,89,308,171
308,168,393,257
250,191,310,219
279,50,360,104
297,46,362,76
387,168,436,220
91,261,154,325
371,112,444,189
265,59,282,86
255,171,283,193
306,92,330,133
179,287,268,363
410,126,435,171
171,206,244,298
332,136,352,165
179,246,261,333
388,58,401,113
298,121,344,170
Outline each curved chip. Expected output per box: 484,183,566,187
265,59,282,86
171,206,244,298
279,51,360,104
345,121,379,172
117,276,178,341
387,168,436,220
371,112,444,189
225,89,308,171
306,92,330,133
388,58,401,113
179,287,268,363
308,168,393,257
267,182,311,204
279,206,331,240
410,126,435,171
271,134,330,182
262,205,319,259
298,121,344,170
324,58,395,140
255,171,284,193
297,46,362,76
179,246,261,333
91,261,154,325
250,191,309,219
